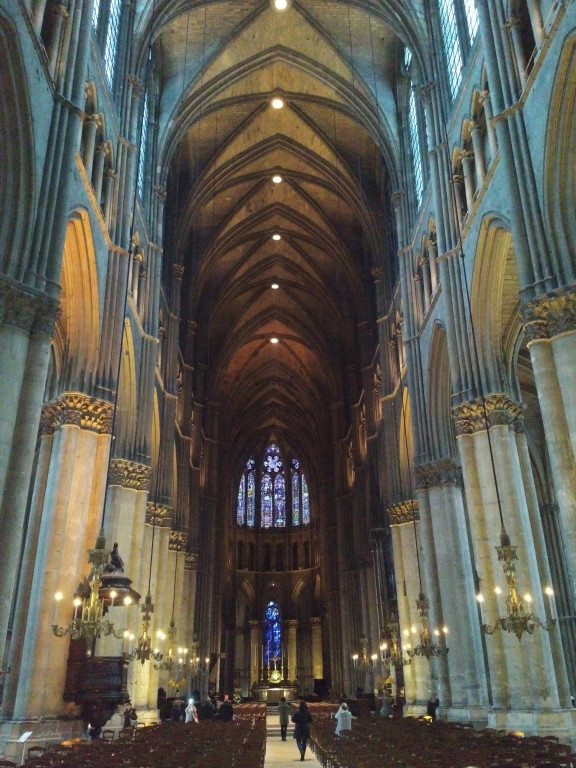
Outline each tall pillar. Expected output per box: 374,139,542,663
249,620,261,691
310,617,323,681
286,619,298,685
453,395,574,738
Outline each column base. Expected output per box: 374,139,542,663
444,706,490,728
0,717,85,762
488,708,576,745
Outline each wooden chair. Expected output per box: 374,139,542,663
0,760,17,767
101,729,116,741
25,746,47,760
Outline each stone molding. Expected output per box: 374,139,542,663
146,501,173,527
169,530,188,551
0,276,60,336
452,394,525,436
387,499,419,525
185,551,198,570
40,392,114,435
520,286,576,345
415,458,463,489
108,458,151,490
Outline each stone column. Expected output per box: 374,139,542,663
310,617,323,681
7,394,113,720
249,620,261,689
461,151,476,210
521,289,576,602
388,500,428,711
453,395,573,737
286,619,298,685
469,121,486,187
415,459,489,717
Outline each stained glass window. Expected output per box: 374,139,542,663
264,600,282,666
274,473,286,527
261,474,273,528
103,0,122,86
302,474,310,525
247,469,255,527
464,0,479,45
408,87,423,207
292,468,300,525
236,457,255,526
137,91,148,198
438,0,463,100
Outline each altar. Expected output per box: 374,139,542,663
254,684,298,703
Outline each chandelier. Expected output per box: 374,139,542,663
155,620,188,671
52,533,132,642
405,593,449,660
477,528,555,640
351,634,378,670
123,591,163,664
380,621,411,669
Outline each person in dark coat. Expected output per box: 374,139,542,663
291,700,313,760
426,695,439,721
219,695,234,721
278,696,291,740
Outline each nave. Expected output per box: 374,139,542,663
3,703,576,768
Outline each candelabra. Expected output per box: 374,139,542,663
380,625,411,669
155,620,188,671
405,593,449,660
351,634,378,670
477,529,556,640
52,533,130,642
123,592,163,664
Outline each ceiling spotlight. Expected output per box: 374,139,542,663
271,96,285,109
272,234,281,241
270,337,279,344
272,174,283,184
271,283,279,290
274,0,289,9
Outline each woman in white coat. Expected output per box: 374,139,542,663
185,699,198,723
334,702,353,736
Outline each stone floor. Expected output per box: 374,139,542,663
264,709,322,768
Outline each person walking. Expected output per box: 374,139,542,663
278,696,291,740
219,695,234,721
291,700,313,761
334,702,353,736
185,698,198,723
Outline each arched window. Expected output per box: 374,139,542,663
438,0,479,100
291,458,310,526
408,86,423,207
103,0,122,87
137,90,149,198
262,443,285,528
264,600,282,666
237,457,256,526
236,445,310,528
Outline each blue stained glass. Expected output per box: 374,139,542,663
264,600,282,665
247,472,255,527
104,0,122,86
302,474,310,525
237,476,245,525
438,0,463,100
261,474,273,527
274,474,286,527
292,470,300,525
264,443,282,472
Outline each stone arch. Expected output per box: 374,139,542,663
0,11,34,279
427,321,455,460
544,31,576,282
48,210,100,397
471,215,520,396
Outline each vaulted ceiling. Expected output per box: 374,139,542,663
146,0,425,471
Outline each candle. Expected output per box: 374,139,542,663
73,597,81,621
53,591,63,625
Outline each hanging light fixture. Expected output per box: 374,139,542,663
52,533,133,642
380,616,411,669
351,633,378,671
155,537,188,671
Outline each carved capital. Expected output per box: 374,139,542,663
146,501,173,527
371,266,385,282
387,499,419,525
173,264,185,279
415,458,462,489
185,550,198,570
309,617,321,628
0,276,60,336
169,530,188,551
108,458,151,490
520,286,576,344
452,393,525,436
41,392,114,434
127,75,144,97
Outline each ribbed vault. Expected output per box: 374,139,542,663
148,0,421,479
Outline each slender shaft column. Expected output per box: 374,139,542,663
82,115,99,181
286,619,298,684
310,617,323,681
92,143,106,205
461,151,476,210
249,620,260,690
481,92,499,163
469,121,486,186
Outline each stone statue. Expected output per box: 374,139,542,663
108,542,124,572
